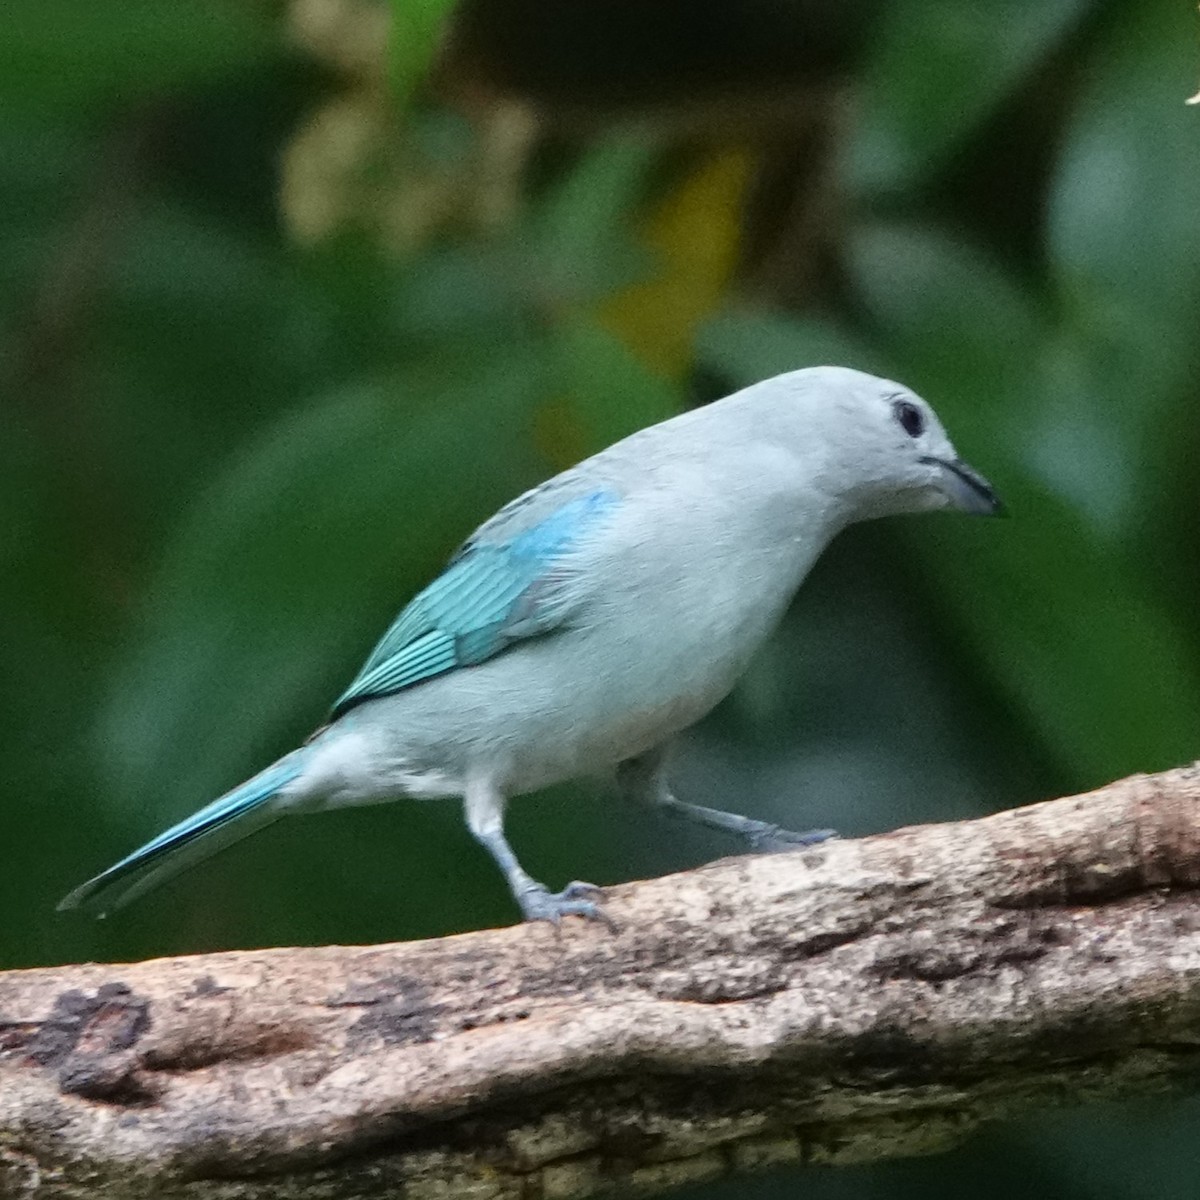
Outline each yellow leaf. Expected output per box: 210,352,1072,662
598,148,751,382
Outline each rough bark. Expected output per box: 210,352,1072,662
4,765,1200,1199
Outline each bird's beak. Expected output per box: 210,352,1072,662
921,456,1005,516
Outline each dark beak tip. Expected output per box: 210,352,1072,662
975,476,1006,518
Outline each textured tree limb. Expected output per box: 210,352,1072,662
5,766,1200,1199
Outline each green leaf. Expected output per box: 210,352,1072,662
847,220,1200,785
556,319,680,451
1048,0,1200,428
697,306,889,386
386,243,543,341
389,0,459,105
384,139,661,338
851,0,1089,194
846,221,1042,454
530,137,661,303
0,0,270,118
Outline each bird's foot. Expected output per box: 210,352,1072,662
517,880,614,928
746,825,838,853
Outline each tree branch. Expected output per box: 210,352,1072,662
5,765,1200,1199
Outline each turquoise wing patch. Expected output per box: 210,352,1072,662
331,489,619,715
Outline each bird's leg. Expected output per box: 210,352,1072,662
617,747,837,851
463,774,609,925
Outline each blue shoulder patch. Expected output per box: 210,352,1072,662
331,488,620,715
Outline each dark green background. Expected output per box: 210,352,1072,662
4,0,1200,1195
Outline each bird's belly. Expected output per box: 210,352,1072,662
441,620,762,790
343,569,794,799
505,680,716,793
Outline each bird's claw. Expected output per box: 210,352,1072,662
561,879,604,899
518,880,615,928
749,825,838,853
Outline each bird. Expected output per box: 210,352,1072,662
59,366,1002,924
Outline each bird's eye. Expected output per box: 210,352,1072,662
893,399,925,438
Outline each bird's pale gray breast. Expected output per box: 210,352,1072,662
365,487,808,793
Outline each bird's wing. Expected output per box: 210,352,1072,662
331,486,621,716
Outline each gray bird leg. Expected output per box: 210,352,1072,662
463,774,609,924
617,747,836,850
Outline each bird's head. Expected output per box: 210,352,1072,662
752,366,1004,522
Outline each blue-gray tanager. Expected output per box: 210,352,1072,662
60,366,1001,924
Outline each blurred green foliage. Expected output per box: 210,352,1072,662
3,0,1200,1196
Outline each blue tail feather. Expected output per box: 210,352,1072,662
58,750,307,916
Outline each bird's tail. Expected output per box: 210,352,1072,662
57,748,308,917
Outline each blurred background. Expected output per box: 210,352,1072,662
4,0,1200,1194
